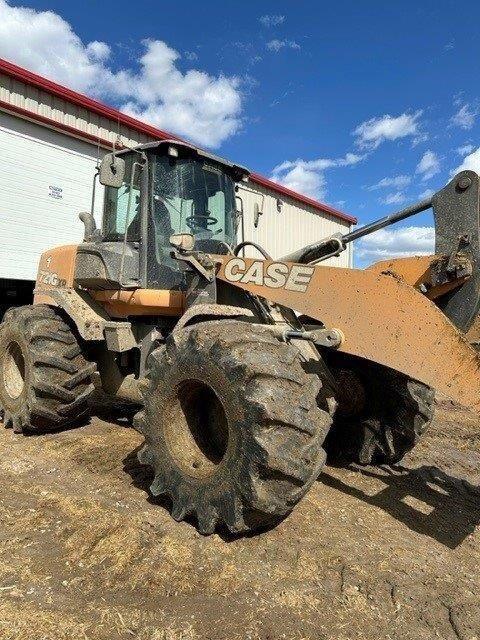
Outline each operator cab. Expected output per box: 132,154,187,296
76,140,248,291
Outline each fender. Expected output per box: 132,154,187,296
173,303,255,333
34,287,136,352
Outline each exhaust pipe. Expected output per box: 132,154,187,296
79,212,98,242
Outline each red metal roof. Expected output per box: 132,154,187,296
0,57,357,225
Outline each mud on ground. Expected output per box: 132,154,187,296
0,397,478,640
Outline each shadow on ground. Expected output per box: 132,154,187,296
321,464,480,549
122,440,480,546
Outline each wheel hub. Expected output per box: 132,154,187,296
164,379,230,479
3,341,26,400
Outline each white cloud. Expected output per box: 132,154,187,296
184,50,198,61
0,0,113,93
379,192,406,206
416,151,440,181
453,147,480,175
86,41,111,61
457,144,474,156
342,153,364,165
273,164,326,200
419,188,434,199
357,226,435,263
271,153,363,199
121,40,243,148
451,104,477,130
353,111,422,149
368,175,411,190
260,15,285,27
0,0,242,148
411,133,429,147
267,39,301,52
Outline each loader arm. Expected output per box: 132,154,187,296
278,170,480,327
215,256,480,413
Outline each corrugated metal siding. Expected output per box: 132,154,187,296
0,72,152,149
239,182,352,267
0,111,104,280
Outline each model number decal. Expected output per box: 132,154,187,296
224,258,314,293
38,270,66,288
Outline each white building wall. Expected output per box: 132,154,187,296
238,182,352,267
0,111,104,281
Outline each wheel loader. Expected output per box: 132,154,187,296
0,139,479,535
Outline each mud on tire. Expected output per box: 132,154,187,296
134,320,332,535
0,305,95,433
324,352,435,465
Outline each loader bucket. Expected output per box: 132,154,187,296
432,170,480,333
214,171,480,415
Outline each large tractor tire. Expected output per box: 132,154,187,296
0,305,95,433
135,320,332,535
324,352,435,465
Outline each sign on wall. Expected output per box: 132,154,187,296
48,185,63,200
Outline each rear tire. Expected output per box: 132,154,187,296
0,305,95,433
325,353,435,465
135,321,332,535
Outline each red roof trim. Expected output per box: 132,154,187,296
0,57,356,225
0,57,180,143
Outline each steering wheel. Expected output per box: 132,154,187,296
185,213,218,231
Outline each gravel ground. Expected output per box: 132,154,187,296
0,397,478,640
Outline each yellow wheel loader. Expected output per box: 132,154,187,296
0,140,478,534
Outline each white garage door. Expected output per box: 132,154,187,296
0,111,104,281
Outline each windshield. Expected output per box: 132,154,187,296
152,155,237,254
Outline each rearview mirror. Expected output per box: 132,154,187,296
170,233,195,252
99,153,125,188
254,202,263,228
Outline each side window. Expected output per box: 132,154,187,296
103,154,141,240
208,190,226,221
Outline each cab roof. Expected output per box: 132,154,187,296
117,139,250,182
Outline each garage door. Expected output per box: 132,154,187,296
0,111,104,281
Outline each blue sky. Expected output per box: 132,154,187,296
1,0,479,264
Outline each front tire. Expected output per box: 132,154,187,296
135,321,332,535
0,305,95,433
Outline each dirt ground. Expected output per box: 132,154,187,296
0,397,478,640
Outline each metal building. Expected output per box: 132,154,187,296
0,58,356,310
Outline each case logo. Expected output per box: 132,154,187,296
224,258,314,293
